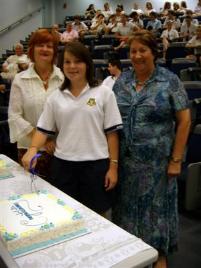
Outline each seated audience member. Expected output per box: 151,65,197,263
72,15,88,39
114,14,135,49
106,14,119,34
181,10,199,26
8,29,64,178
117,4,125,14
163,10,181,30
0,75,10,107
186,25,201,64
131,3,144,16
102,2,113,21
91,10,102,24
180,16,197,41
1,43,30,81
85,4,96,20
0,75,9,94
144,2,156,17
194,0,201,14
173,2,181,13
51,24,62,42
61,23,79,43
160,1,172,17
161,20,179,58
102,59,122,89
146,12,162,37
179,1,188,13
90,13,107,35
115,7,123,22
129,11,144,29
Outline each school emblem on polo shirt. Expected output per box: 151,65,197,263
87,98,96,106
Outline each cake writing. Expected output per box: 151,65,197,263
12,203,33,220
11,200,47,226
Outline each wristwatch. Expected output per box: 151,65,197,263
171,156,182,163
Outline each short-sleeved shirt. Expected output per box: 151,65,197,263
161,28,179,40
146,19,162,31
116,22,134,36
113,65,189,156
37,84,123,161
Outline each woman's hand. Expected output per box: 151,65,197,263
104,165,118,191
22,148,38,171
167,161,182,178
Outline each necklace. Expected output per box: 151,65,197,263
136,80,144,86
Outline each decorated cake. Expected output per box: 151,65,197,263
0,190,88,257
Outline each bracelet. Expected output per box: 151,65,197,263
110,159,118,164
170,156,182,163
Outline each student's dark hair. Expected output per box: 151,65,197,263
150,11,158,18
108,59,122,71
130,11,138,18
128,30,159,61
59,41,99,91
167,9,175,16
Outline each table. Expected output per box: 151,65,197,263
0,154,158,268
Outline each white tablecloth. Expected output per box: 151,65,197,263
0,154,158,268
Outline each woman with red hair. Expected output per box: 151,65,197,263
8,29,64,178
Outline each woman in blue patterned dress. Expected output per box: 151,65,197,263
112,30,191,268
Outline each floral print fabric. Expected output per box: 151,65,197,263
112,66,189,255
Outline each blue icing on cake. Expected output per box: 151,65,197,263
3,232,18,241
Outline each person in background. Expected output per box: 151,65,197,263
22,41,123,217
61,23,79,43
180,16,197,41
163,10,181,30
131,3,144,17
146,11,162,37
144,2,156,17
90,13,107,35
8,29,64,178
1,43,30,81
117,4,125,14
186,25,201,64
102,2,113,21
161,20,179,59
102,59,122,89
112,30,191,268
114,7,123,22
85,4,96,20
72,15,88,40
106,14,119,34
51,24,62,43
172,2,180,13
179,1,188,13
129,11,144,29
160,1,172,18
181,9,199,26
114,14,135,50
194,0,201,14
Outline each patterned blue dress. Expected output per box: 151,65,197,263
112,66,189,255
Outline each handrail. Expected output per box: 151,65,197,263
0,6,43,35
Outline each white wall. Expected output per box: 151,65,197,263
0,0,43,56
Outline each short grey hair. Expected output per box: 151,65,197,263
14,42,24,49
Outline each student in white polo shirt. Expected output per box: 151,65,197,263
22,41,123,216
